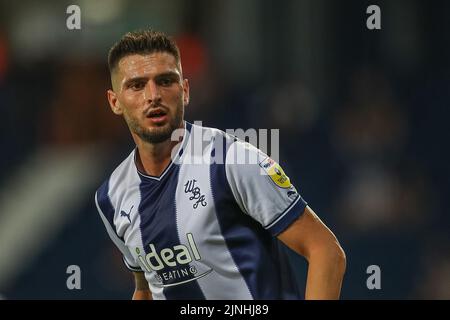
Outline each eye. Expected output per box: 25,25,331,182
130,81,145,90
158,77,175,87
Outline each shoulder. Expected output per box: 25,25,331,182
95,149,137,213
188,121,236,143
188,121,260,161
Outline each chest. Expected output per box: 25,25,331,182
121,165,223,252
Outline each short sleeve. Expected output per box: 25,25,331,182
225,140,307,236
95,191,142,272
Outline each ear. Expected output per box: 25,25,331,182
107,89,123,115
182,78,190,106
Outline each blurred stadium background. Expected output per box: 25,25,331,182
0,0,449,299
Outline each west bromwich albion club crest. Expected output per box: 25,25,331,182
259,157,292,189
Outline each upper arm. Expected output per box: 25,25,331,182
277,206,345,260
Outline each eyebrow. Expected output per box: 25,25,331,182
122,72,180,88
122,77,148,88
155,71,181,80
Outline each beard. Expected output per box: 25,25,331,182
124,104,183,144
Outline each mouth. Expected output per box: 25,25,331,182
146,108,168,124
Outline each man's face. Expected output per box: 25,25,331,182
107,52,189,144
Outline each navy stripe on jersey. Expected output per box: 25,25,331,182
137,135,205,299
209,135,301,299
96,179,123,242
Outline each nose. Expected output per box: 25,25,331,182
143,80,161,103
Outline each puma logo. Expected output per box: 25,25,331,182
120,205,133,223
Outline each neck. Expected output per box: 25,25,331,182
134,125,185,177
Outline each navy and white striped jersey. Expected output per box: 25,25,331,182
95,121,307,299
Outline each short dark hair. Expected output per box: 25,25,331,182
108,29,181,73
